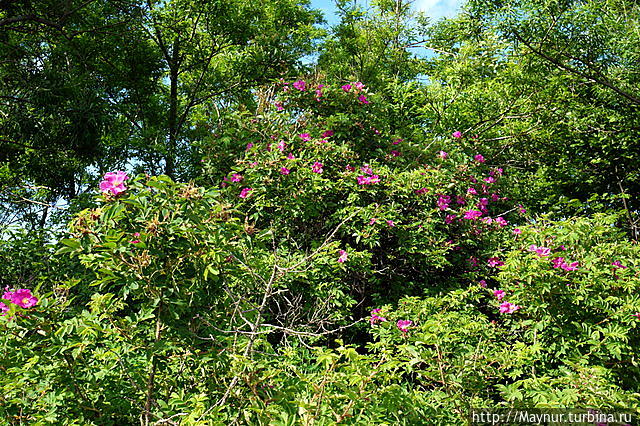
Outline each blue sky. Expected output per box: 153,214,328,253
310,0,464,25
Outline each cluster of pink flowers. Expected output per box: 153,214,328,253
299,133,312,142
356,164,380,185
437,195,451,210
337,250,348,263
342,81,369,104
499,302,520,314
551,257,579,271
311,162,324,174
1,288,38,314
99,171,129,196
293,80,306,91
491,288,520,314
528,245,551,257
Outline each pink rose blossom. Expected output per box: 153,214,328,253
341,84,352,92
487,257,504,268
397,319,413,333
311,162,323,173
231,173,243,183
513,228,522,235
387,220,395,227
370,308,387,325
358,95,369,104
494,217,508,227
99,171,129,196
467,187,477,195
361,165,373,175
337,249,348,263
437,195,451,211
452,131,462,138
493,289,505,300
4,288,38,309
354,81,365,91
528,245,551,257
438,150,448,159
474,154,485,163
299,133,312,142
463,210,483,220
280,167,290,175
499,302,520,314
293,80,306,91
612,260,627,269
561,261,579,271
239,188,253,198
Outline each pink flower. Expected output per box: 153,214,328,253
246,142,254,150
311,162,323,173
612,260,627,269
445,214,457,224
494,217,508,227
393,138,402,145
513,228,522,235
386,220,395,227
354,81,365,91
0,302,8,315
397,319,413,333
357,175,380,185
463,210,483,220
437,195,451,211
293,80,306,91
5,289,38,309
369,218,377,225
499,302,520,314
276,141,286,152
390,150,401,157
358,95,369,104
467,187,477,195
275,101,284,111
341,84,352,92
99,171,129,196
551,257,565,269
345,164,355,172
493,289,505,300
482,217,493,225
321,130,334,138
487,257,504,268
280,167,290,175
474,154,485,163
287,153,295,160
129,232,141,244
456,195,466,205
479,280,488,288
484,176,496,183
561,261,579,271
370,308,387,325
452,131,462,139
415,188,428,195
528,245,551,257
231,173,243,183
299,133,312,142
361,165,373,175
518,204,526,214
438,150,448,159
239,188,253,198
